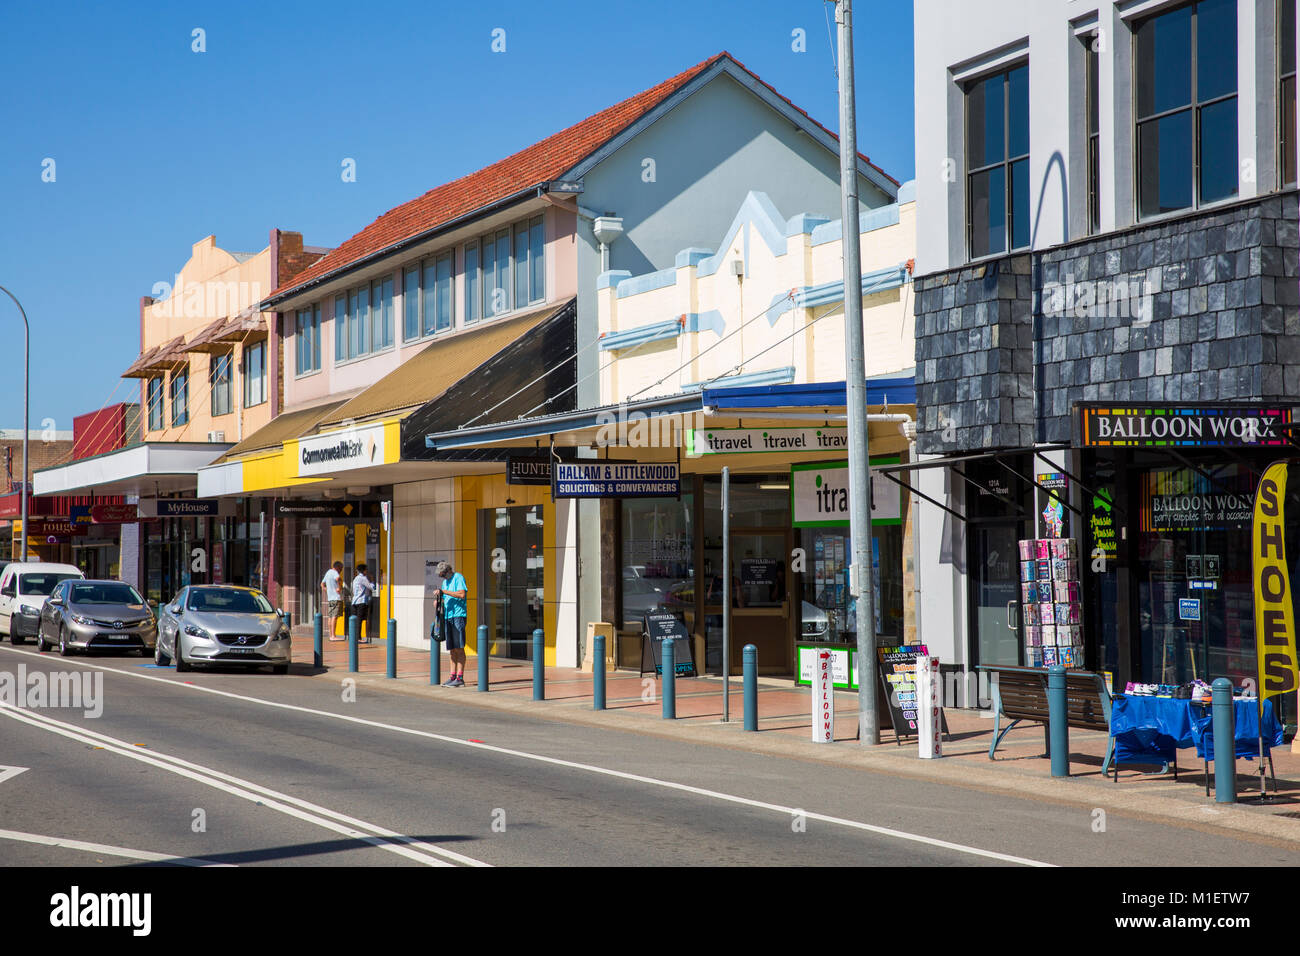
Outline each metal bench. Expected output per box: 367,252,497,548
981,665,1113,768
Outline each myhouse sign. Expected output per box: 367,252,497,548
1078,404,1297,448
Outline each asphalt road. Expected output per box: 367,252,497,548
2,643,1297,867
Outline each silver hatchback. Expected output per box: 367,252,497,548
155,585,292,674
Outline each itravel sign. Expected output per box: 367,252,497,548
687,427,848,456
1078,404,1296,448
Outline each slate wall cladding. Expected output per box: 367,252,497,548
913,191,1299,456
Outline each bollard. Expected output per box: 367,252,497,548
430,624,441,686
662,638,676,719
743,644,757,731
313,612,323,669
477,624,489,692
1212,677,1237,803
348,615,359,673
1047,665,1069,777
593,633,606,711
282,611,292,631
533,628,545,701
386,618,396,679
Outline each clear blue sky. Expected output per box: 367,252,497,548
0,0,916,431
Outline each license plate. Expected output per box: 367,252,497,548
228,647,255,653
104,634,129,641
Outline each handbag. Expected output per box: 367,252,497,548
430,589,445,642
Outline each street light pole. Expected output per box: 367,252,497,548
836,0,879,745
0,286,29,564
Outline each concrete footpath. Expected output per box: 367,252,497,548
291,629,1300,850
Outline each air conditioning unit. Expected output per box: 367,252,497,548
207,431,225,442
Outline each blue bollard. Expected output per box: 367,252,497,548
743,644,757,731
1212,678,1237,803
386,618,396,679
663,638,676,719
593,633,606,711
430,625,441,686
313,612,322,669
533,628,545,701
1047,665,1069,777
477,624,489,692
348,615,359,673
283,611,292,630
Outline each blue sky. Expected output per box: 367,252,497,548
0,0,915,430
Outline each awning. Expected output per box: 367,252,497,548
33,442,232,497
121,344,163,379
185,310,267,352
703,372,916,413
214,399,348,463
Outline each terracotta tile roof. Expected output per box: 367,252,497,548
268,52,896,303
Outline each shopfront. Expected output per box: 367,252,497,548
141,497,269,605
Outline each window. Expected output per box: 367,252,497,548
464,243,480,322
170,368,189,427
403,267,420,341
295,305,320,374
464,216,545,320
334,295,346,362
209,353,233,417
1135,0,1238,218
351,286,369,358
421,254,453,336
1085,36,1100,234
243,340,266,407
1283,0,1297,187
966,63,1029,259
372,275,394,350
147,377,163,430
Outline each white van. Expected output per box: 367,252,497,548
0,563,84,644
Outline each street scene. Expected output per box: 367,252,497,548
1,0,1299,930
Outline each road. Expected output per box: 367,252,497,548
1,643,1297,867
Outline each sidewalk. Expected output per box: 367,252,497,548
289,628,1300,847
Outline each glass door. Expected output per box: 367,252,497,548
971,523,1022,666
729,530,792,674
479,505,545,661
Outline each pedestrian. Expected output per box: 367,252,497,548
352,563,375,643
322,561,345,641
436,561,468,686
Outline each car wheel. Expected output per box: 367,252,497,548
35,629,47,653
272,664,288,675
175,638,191,673
10,629,25,646
154,640,171,667
58,626,71,657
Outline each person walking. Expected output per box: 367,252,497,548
352,563,375,644
322,561,345,641
436,561,468,686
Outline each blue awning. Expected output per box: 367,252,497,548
703,371,915,411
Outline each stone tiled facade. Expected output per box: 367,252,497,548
913,191,1299,455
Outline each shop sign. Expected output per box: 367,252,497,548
297,423,386,477
506,457,552,485
1079,405,1295,448
272,500,381,519
1252,461,1300,698
1036,472,1067,491
686,427,848,456
139,499,223,517
552,462,678,498
812,650,834,744
640,612,696,677
26,519,87,537
1149,492,1253,530
798,645,851,686
791,459,901,528
1178,599,1201,622
91,504,140,524
69,505,93,526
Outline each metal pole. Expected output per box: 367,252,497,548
385,498,394,676
743,644,757,731
722,466,730,721
0,287,29,562
430,629,441,686
1212,678,1236,803
313,612,322,668
593,632,606,710
836,0,879,745
386,618,396,679
348,614,359,673
532,627,545,701
258,511,265,592
1047,665,1069,777
663,637,676,719
477,623,489,691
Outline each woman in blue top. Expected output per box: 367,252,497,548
436,561,468,686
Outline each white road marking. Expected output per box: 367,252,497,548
1,648,1053,867
0,703,488,868
0,765,29,785
0,827,230,866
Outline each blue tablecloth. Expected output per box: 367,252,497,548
1110,696,1283,767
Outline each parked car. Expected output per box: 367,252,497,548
37,579,156,656
0,562,84,644
154,585,291,674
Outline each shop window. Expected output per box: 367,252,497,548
479,505,544,661
1135,0,1238,218
210,353,233,417
966,62,1030,259
147,376,164,431
243,340,266,407
620,495,695,631
170,368,189,427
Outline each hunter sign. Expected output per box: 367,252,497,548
1078,404,1296,448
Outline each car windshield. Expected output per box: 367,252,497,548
187,588,274,614
69,582,145,606
19,573,81,596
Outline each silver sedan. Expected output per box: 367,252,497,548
155,585,292,674
37,579,157,656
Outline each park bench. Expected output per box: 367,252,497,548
980,665,1113,768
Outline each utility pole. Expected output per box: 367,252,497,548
0,287,30,564
836,0,878,745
